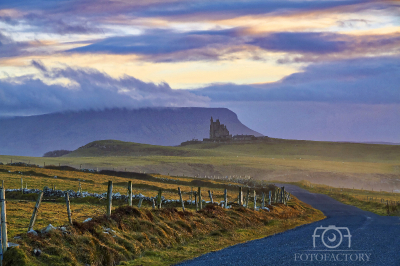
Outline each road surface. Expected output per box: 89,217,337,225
177,184,400,265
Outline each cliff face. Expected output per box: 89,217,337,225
0,107,262,156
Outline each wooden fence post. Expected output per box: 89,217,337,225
276,188,280,203
261,192,265,208
1,188,7,255
253,190,257,210
224,189,228,209
178,187,185,211
194,192,198,211
208,190,213,204
190,187,193,204
65,192,72,225
107,181,113,218
128,181,132,207
21,178,23,194
28,191,44,231
138,197,144,208
246,188,250,208
198,187,202,209
157,189,162,209
152,198,155,209
79,182,82,194
238,187,242,206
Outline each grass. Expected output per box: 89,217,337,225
1,138,396,264
0,164,325,265
122,218,310,266
0,164,269,213
4,199,324,266
65,139,400,163
1,139,399,212
1,140,398,180
288,180,400,216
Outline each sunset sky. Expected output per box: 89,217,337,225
1,0,399,142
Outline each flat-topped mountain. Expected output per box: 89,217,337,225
0,107,262,156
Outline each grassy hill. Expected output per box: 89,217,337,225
67,139,400,163
1,139,399,193
64,140,210,157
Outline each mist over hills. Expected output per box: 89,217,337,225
0,107,262,157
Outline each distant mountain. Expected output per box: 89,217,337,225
0,107,262,156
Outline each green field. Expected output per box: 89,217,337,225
1,139,399,193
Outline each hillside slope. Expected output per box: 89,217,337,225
65,140,220,157
67,138,400,163
0,107,261,156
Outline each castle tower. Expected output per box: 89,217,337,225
210,117,214,139
209,117,231,140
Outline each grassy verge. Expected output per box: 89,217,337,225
4,197,324,266
123,211,321,266
288,180,400,216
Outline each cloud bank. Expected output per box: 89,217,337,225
0,61,209,116
68,29,400,62
193,56,400,104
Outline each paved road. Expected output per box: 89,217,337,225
177,184,400,265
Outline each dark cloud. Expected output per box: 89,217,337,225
0,16,19,26
0,32,33,58
67,28,400,62
30,60,47,72
0,61,209,116
192,56,400,104
250,32,400,57
250,32,348,54
0,0,375,17
2,0,391,38
68,29,244,61
21,13,102,35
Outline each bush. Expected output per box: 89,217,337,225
43,150,71,157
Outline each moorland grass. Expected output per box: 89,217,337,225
4,198,324,266
0,164,325,265
1,139,399,178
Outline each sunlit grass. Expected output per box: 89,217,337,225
5,196,325,266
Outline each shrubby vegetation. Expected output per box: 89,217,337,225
43,150,71,157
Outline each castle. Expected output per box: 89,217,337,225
203,117,263,142
209,117,231,139
180,117,268,145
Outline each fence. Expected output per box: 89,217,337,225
0,173,292,264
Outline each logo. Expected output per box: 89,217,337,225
294,225,371,263
312,225,351,249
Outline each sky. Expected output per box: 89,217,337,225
0,0,399,143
